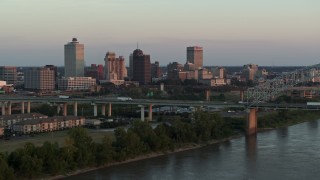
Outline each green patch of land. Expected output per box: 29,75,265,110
0,129,113,153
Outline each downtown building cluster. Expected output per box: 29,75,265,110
0,37,285,95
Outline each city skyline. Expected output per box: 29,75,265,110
0,0,319,66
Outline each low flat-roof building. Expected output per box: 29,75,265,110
85,119,101,127
58,77,96,91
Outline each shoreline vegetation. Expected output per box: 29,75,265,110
1,110,320,179
50,135,241,180
52,133,245,180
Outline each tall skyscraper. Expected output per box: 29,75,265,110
243,64,258,81
104,52,127,81
187,46,203,69
64,38,84,77
132,48,151,85
129,53,133,80
151,61,161,78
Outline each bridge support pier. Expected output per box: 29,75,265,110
57,105,61,115
27,101,31,113
1,103,5,115
74,102,78,116
240,90,244,102
93,104,97,117
205,90,211,101
101,104,106,116
21,101,25,114
7,101,12,115
148,104,153,122
63,103,67,116
108,103,112,117
139,105,145,121
247,108,258,136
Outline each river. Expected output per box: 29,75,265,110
65,119,320,180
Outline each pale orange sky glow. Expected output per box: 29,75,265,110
0,0,319,66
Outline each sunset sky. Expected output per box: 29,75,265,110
0,0,319,66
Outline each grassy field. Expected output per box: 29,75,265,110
0,128,114,153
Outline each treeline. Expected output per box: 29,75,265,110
258,110,320,128
0,111,236,179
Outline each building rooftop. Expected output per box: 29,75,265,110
0,113,48,121
14,116,84,125
133,49,144,56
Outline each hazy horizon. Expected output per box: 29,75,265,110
1,0,319,67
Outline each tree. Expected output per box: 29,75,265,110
129,120,160,151
37,142,63,175
183,79,198,86
8,143,43,179
68,128,96,167
154,123,175,151
60,137,77,171
113,127,148,159
0,154,14,180
34,104,56,116
193,111,212,142
95,135,115,166
171,118,196,144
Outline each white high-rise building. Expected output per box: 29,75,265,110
64,38,84,77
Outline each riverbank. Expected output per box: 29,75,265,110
258,110,320,129
50,134,242,180
50,110,320,179
61,118,320,180
4,110,317,180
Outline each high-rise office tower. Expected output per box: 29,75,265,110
0,66,17,85
167,62,183,80
187,46,203,69
243,64,258,81
44,65,58,80
151,61,161,78
64,38,84,77
44,65,58,88
24,67,55,91
104,52,127,81
129,53,133,80
132,48,151,85
117,56,127,80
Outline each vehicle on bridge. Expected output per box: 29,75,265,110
307,102,320,106
58,95,70,99
117,97,133,101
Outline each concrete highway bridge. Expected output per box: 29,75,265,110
0,96,244,122
1,95,320,135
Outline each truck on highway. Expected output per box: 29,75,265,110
59,95,70,99
117,97,133,101
307,102,320,106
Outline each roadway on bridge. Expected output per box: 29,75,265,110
0,95,244,108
